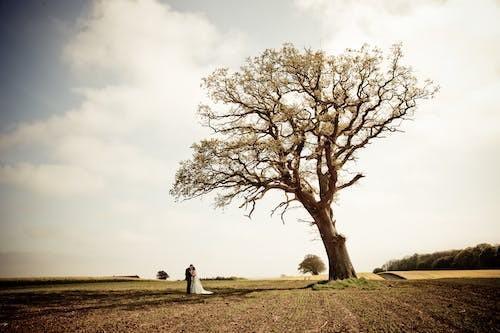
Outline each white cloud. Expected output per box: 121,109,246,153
0,163,104,196
2,0,299,279
0,0,244,195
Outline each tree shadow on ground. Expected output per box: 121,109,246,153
0,284,317,321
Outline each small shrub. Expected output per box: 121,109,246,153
298,254,326,275
156,271,169,280
373,267,384,274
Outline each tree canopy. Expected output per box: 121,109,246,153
298,254,326,275
171,44,437,218
157,270,169,280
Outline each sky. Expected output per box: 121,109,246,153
0,0,499,279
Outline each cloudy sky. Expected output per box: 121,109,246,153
0,0,499,279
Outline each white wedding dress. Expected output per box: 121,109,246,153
190,273,213,294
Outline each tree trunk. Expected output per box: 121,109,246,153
313,208,357,280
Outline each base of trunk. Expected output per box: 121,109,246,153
326,236,357,280
311,207,357,280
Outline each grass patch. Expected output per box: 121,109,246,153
311,277,380,290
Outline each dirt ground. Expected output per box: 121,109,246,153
0,278,498,332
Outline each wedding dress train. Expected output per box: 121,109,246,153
190,276,213,294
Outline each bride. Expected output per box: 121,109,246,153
190,267,213,294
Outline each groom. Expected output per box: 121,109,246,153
185,264,194,294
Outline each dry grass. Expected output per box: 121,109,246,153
0,276,498,332
383,269,500,280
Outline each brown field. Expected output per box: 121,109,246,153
0,276,499,332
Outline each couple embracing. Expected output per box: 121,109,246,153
185,264,213,295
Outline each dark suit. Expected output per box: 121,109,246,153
185,267,192,294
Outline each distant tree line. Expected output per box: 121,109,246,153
373,243,499,272
201,276,245,281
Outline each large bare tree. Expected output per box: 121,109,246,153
171,44,437,280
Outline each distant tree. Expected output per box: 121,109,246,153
298,254,326,275
496,245,500,267
396,254,419,271
382,260,396,271
479,245,496,267
453,248,475,268
373,267,384,274
170,43,437,280
157,270,169,280
432,256,453,269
